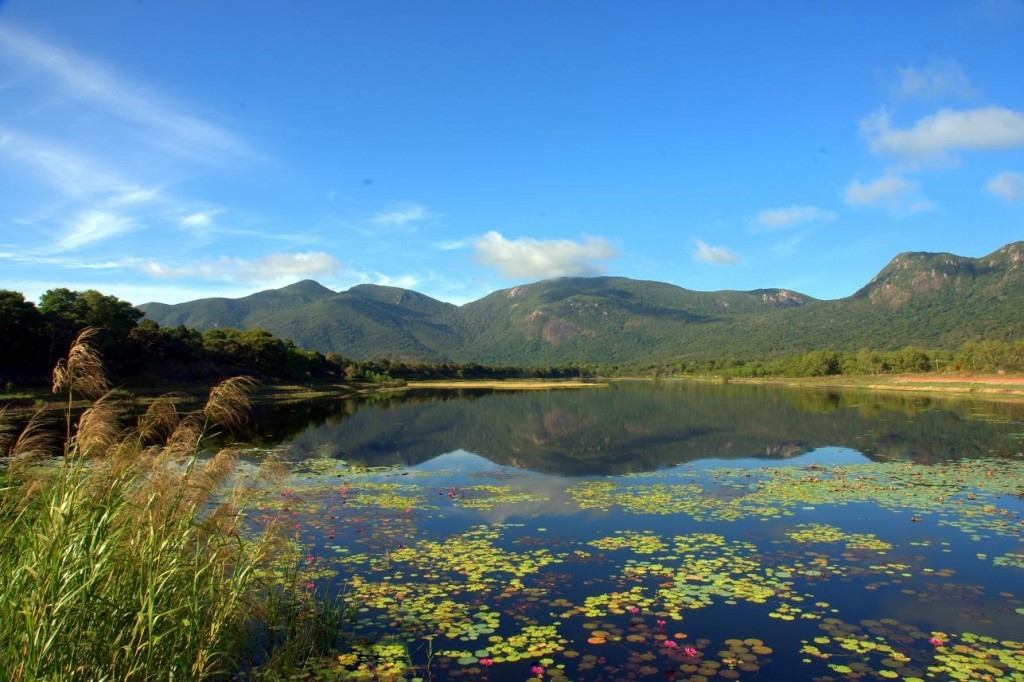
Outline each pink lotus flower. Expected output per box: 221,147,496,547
683,645,698,657
664,640,678,649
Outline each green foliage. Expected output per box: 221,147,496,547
0,290,48,381
0,337,344,681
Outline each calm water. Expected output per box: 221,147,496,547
238,382,1024,681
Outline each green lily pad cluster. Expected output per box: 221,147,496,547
786,523,894,552
801,617,1024,682
454,484,549,510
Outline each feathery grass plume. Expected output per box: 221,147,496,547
74,398,124,460
51,328,109,399
137,396,181,444
200,447,240,491
204,376,257,431
165,413,205,461
6,410,59,473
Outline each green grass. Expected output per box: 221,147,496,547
0,329,346,681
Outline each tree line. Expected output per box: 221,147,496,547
608,341,1024,378
0,288,577,389
3,287,1022,391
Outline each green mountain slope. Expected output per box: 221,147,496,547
139,241,1024,363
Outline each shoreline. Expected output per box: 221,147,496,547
5,374,1024,414
722,373,1024,400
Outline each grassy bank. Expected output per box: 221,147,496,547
0,330,344,681
404,378,606,390
723,373,1024,400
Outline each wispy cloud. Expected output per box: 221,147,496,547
861,106,1024,161
436,238,471,250
986,171,1024,203
142,251,341,283
893,60,978,100
754,205,836,230
472,231,619,279
181,212,214,227
844,175,936,214
372,203,433,228
693,239,741,265
0,128,145,200
0,26,249,161
53,210,135,252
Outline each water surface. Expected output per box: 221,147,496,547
239,382,1024,681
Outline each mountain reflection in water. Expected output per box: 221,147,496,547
235,382,1024,475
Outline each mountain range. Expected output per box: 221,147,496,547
140,241,1024,365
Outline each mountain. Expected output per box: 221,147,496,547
139,242,1024,364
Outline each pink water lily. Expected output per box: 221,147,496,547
929,637,945,646
529,663,544,676
480,657,493,667
683,645,698,657
664,640,678,649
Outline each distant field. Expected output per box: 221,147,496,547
731,373,1024,399
404,379,606,390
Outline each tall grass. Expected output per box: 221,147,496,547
0,329,342,681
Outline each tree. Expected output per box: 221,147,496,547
0,290,48,382
38,288,144,366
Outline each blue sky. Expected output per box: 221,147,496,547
1,1,1022,307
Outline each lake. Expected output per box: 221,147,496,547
236,381,1024,681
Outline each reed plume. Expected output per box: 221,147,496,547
74,397,123,459
5,409,58,471
204,376,257,431
51,328,109,399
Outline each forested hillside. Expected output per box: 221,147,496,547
140,241,1024,365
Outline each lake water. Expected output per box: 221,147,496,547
238,382,1024,681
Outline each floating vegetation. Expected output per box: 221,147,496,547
786,523,893,552
453,484,550,510
240,454,1024,680
801,618,1024,681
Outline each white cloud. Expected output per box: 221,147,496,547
0,26,249,161
861,106,1024,160
844,175,936,214
693,239,741,265
754,205,836,230
142,251,341,283
894,60,977,100
436,239,471,250
372,203,432,227
844,175,914,204
182,212,213,227
53,210,134,251
986,171,1024,203
472,231,619,279
364,273,421,289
